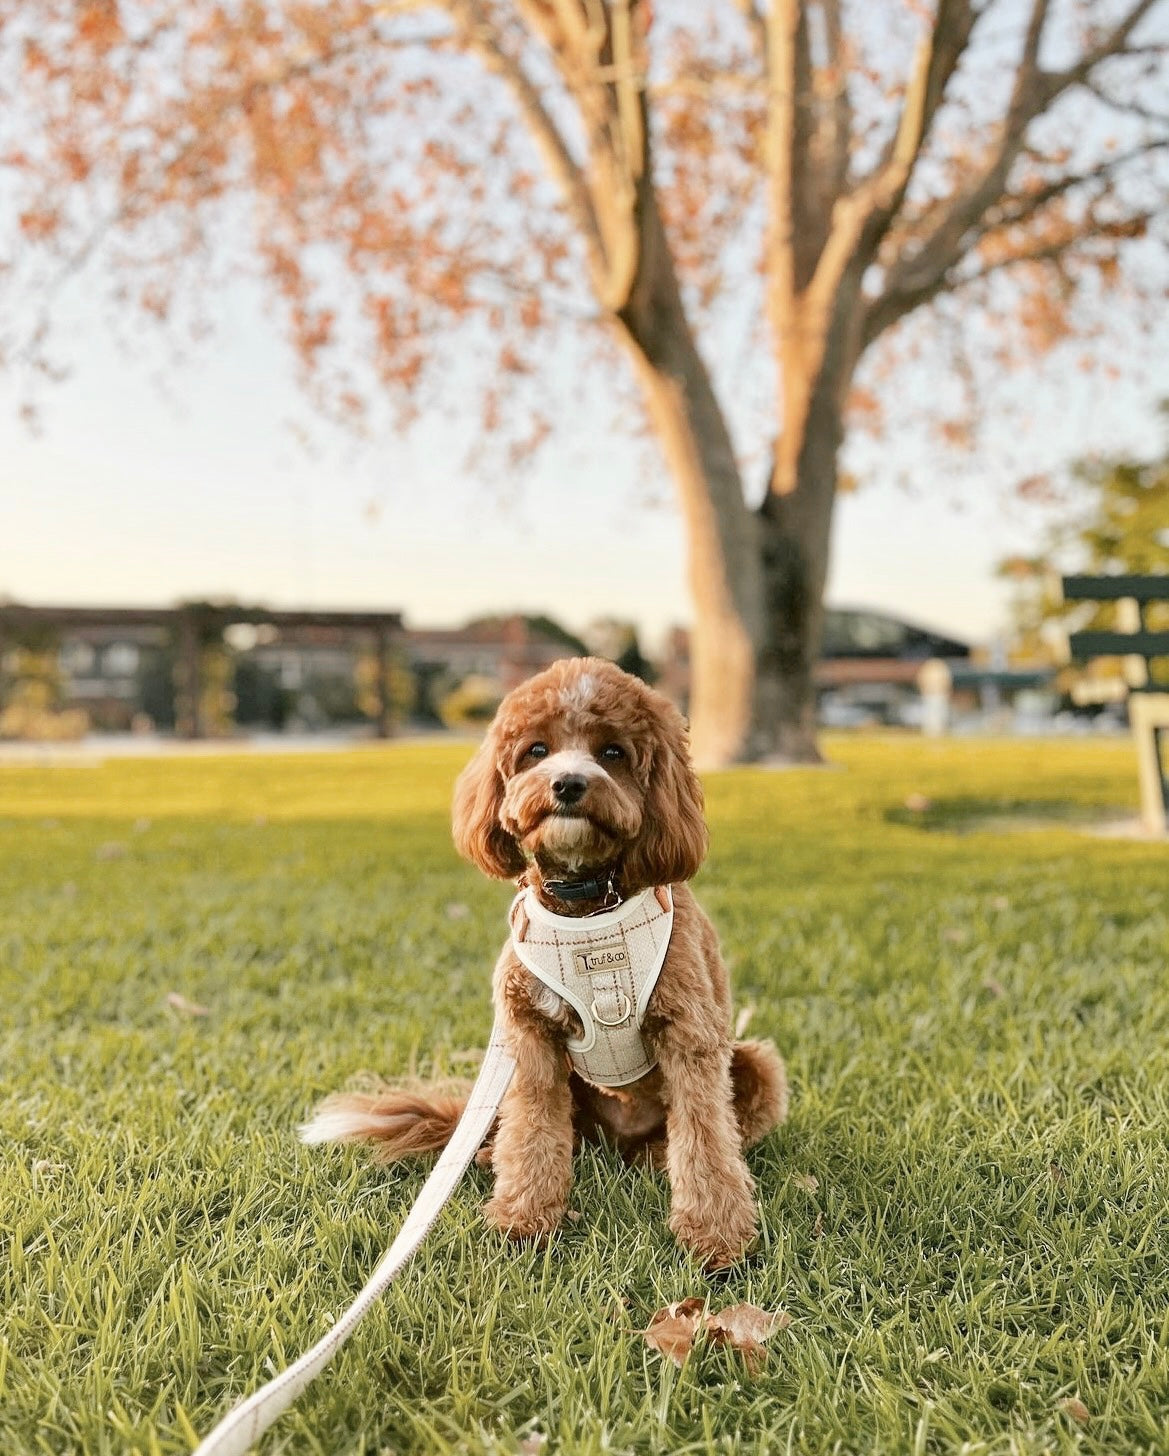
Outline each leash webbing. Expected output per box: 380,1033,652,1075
193,1022,516,1456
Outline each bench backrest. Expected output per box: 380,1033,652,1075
1062,575,1169,687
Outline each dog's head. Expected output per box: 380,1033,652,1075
452,657,708,891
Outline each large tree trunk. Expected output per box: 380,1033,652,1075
613,196,765,769
611,167,856,766
752,381,842,762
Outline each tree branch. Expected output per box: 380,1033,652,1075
862,0,1169,349
448,0,611,293
1035,0,1161,105
503,0,648,311
954,212,1155,293
818,0,851,204
1082,75,1169,128
990,139,1169,233
732,0,767,67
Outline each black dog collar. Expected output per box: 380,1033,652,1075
541,869,620,905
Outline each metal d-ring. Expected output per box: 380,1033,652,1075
590,990,632,1027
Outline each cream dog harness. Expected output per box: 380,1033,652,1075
509,885,674,1087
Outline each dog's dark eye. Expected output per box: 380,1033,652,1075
599,743,625,762
525,742,549,760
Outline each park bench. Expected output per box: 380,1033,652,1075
1062,574,1169,835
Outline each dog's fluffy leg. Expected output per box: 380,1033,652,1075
658,1038,760,1270
298,1091,466,1164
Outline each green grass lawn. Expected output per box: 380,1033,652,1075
3,735,1169,1456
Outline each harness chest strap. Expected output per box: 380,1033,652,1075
509,885,674,1088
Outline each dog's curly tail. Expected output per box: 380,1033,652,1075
298,1090,467,1163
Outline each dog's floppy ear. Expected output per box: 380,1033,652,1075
452,738,526,879
622,702,709,888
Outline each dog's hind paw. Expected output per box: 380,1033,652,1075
484,1192,567,1244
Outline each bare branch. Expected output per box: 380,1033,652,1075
865,0,1055,331
955,212,1155,292
504,0,648,310
1083,75,1169,127
448,0,610,291
818,0,851,203
863,0,1169,349
733,0,767,66
873,0,979,202
990,140,1169,233
1035,0,1161,104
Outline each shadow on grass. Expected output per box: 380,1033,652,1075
884,796,1127,834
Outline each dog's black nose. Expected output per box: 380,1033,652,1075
553,773,588,806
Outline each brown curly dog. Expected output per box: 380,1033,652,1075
302,657,787,1269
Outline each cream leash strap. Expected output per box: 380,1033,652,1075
193,1023,516,1456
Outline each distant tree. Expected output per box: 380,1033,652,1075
513,615,589,657
585,616,655,681
4,1,1169,761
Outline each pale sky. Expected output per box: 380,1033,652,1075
2,275,1166,655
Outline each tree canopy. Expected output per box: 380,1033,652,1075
4,1,1168,760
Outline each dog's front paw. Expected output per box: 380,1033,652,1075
485,1191,566,1244
670,1196,759,1271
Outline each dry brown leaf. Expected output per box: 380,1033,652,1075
1059,1397,1091,1424
792,1173,819,1194
812,1210,825,1239
707,1303,789,1375
167,991,210,1018
643,1299,788,1374
642,1298,706,1367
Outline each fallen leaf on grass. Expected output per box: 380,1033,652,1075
642,1298,706,1367
792,1173,819,1194
1059,1397,1091,1424
734,1003,756,1038
167,992,210,1018
812,1210,825,1239
707,1304,790,1374
32,1160,66,1182
642,1299,787,1372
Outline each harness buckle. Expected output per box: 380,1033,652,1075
590,990,633,1027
